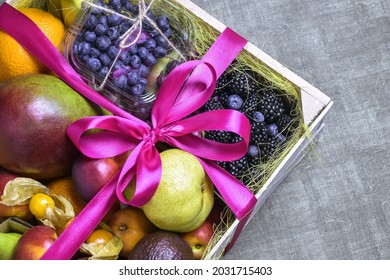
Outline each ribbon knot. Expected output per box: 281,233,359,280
144,126,165,146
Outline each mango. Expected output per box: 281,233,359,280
0,74,103,180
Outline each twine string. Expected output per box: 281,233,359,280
82,0,186,91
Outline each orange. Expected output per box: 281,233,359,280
107,207,157,257
29,193,55,219
47,177,87,215
0,8,65,82
86,229,114,245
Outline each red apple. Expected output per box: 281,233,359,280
72,154,124,202
182,220,214,260
14,225,57,260
0,168,33,220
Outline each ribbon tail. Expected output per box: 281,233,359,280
202,27,247,78
198,158,256,220
40,173,119,260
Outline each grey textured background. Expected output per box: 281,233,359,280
191,0,390,259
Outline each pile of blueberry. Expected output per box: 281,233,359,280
200,70,296,179
72,0,173,97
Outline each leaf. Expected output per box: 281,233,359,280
80,236,123,260
0,177,49,206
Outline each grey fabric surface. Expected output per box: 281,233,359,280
191,0,390,259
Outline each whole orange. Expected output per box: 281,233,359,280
47,177,87,215
108,207,157,258
0,8,65,82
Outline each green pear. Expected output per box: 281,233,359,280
0,232,22,260
140,149,214,233
61,0,83,27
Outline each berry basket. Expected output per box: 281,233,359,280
62,0,194,120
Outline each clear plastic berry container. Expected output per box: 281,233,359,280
62,0,192,120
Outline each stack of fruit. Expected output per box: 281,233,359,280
0,0,300,260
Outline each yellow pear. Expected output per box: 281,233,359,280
126,149,214,233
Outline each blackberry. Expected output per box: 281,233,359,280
250,121,268,145
216,161,228,171
259,136,283,161
258,89,286,122
227,156,249,178
242,92,260,113
204,130,232,143
276,113,294,135
216,90,230,105
230,133,243,143
216,72,231,90
229,71,257,98
202,97,224,112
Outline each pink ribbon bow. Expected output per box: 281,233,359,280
0,3,257,260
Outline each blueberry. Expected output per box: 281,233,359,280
253,111,265,123
122,0,138,14
154,46,167,58
139,64,150,78
164,28,173,38
86,57,102,71
98,15,108,26
267,123,279,136
143,38,156,50
130,83,145,95
106,45,119,59
113,60,125,71
108,14,122,26
100,66,109,76
84,15,98,30
128,45,138,55
95,23,108,36
247,145,259,158
107,27,120,41
127,70,139,85
79,54,89,63
73,42,80,55
83,31,96,43
90,47,101,58
137,47,149,60
155,35,168,48
139,78,147,86
143,54,156,67
95,36,111,51
109,0,121,7
156,15,169,32
119,52,130,64
79,41,92,55
226,94,243,110
91,8,101,16
130,55,141,68
118,22,132,35
277,134,286,143
113,74,127,89
98,53,111,66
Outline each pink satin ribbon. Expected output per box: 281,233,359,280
0,3,257,260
